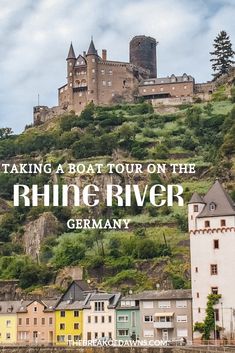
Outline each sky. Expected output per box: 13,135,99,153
0,0,235,133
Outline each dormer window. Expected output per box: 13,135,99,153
209,202,216,211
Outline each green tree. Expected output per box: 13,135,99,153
210,31,235,78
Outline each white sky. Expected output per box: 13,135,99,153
0,0,235,132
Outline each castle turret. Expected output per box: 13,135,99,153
86,38,99,104
65,43,76,108
129,35,157,78
188,192,205,231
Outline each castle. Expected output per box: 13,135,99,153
34,35,213,125
189,180,235,340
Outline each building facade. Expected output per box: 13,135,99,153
17,300,56,345
116,296,140,341
0,301,20,344
83,292,121,341
189,180,235,340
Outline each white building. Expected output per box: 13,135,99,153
83,292,121,340
189,180,235,339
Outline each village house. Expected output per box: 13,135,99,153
126,289,193,342
0,301,20,344
116,295,140,341
55,280,91,345
17,300,56,345
83,292,121,341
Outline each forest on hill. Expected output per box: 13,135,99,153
0,83,235,295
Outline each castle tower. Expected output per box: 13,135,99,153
189,180,235,340
129,35,157,78
66,43,76,107
86,38,99,104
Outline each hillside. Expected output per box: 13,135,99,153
0,85,235,296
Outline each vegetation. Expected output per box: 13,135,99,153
194,294,221,340
210,30,235,78
0,88,234,291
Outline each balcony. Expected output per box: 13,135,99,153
154,321,174,329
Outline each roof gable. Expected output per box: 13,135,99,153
197,180,235,218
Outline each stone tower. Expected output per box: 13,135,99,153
86,38,99,104
129,35,157,78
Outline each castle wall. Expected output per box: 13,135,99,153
139,81,194,99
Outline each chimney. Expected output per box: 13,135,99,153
102,49,107,61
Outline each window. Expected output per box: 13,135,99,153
101,316,105,323
214,309,219,321
109,70,112,75
193,205,199,212
74,323,80,330
49,317,53,325
74,311,79,317
60,311,65,317
209,202,216,211
108,81,112,86
195,267,198,273
108,332,112,339
102,332,105,337
26,318,29,325
214,239,219,249
102,80,106,86
92,69,95,73
197,292,200,298
33,318,37,325
177,315,187,323
95,316,98,323
176,300,187,308
6,333,11,340
144,315,153,322
117,315,128,322
205,220,210,228
41,318,45,325
60,323,65,330
198,308,201,313
184,85,187,89
88,316,91,323
211,264,218,275
221,219,226,227
118,330,129,336
143,330,154,337
94,332,98,339
95,302,105,311
177,329,188,337
101,69,105,75
160,87,164,91
87,332,91,340
18,318,22,326
6,320,11,327
57,335,65,342
158,301,171,308
143,301,153,309
211,287,218,294
108,316,112,323
172,86,175,90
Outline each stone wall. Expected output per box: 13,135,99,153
0,347,173,353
